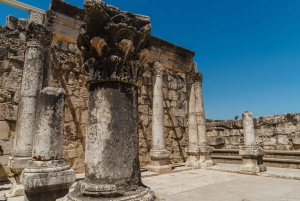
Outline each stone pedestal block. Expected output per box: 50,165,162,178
186,146,213,168
239,146,266,173
20,87,75,200
149,150,171,174
239,111,266,173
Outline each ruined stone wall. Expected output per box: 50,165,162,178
0,16,189,173
138,68,189,167
206,113,300,151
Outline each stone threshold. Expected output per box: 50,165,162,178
206,163,300,180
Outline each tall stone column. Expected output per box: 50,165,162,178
64,1,154,200
149,62,171,174
239,111,266,173
7,22,53,197
186,72,213,168
20,87,75,201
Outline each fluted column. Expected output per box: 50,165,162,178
239,111,266,173
20,87,75,201
186,72,213,168
149,62,171,174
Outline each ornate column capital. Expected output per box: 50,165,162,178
78,1,151,87
26,22,53,47
153,61,164,75
187,72,203,85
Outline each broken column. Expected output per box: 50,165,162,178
64,1,154,200
186,72,213,168
20,87,75,201
7,22,53,197
149,62,171,174
239,111,266,173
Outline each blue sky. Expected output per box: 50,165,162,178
0,0,299,119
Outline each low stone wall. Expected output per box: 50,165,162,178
206,113,300,150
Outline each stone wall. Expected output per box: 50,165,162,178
206,113,300,151
0,15,189,173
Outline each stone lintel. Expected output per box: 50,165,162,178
50,0,85,21
149,36,195,73
46,11,84,45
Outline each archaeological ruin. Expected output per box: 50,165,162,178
0,0,299,200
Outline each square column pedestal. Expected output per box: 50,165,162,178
21,160,75,201
239,146,266,173
186,146,213,168
149,150,171,174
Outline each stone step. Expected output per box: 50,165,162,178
211,149,300,169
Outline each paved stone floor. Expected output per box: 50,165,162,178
143,168,300,201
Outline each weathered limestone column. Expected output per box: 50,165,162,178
7,22,53,197
64,1,154,200
194,72,213,167
20,87,75,201
149,62,171,174
186,72,213,168
239,111,266,173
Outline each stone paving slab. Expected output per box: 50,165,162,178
206,163,300,180
142,168,300,201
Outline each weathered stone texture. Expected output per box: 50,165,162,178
206,113,300,150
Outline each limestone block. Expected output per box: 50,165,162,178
173,109,185,117
178,91,187,101
162,88,169,99
64,122,77,140
0,90,11,103
169,90,178,100
263,137,277,146
0,60,10,75
233,119,243,128
138,105,149,114
17,18,28,30
0,141,12,155
140,114,149,126
80,109,88,124
0,121,9,140
177,117,187,127
207,136,224,146
170,81,178,90
5,104,17,121
276,122,297,135
13,91,19,104
277,135,290,145
6,15,18,30
163,100,171,108
291,134,300,145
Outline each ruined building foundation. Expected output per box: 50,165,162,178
239,111,266,173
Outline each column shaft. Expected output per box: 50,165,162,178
149,62,171,174
195,80,207,146
239,111,266,173
20,87,75,201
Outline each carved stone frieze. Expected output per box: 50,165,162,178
187,71,203,85
26,22,53,47
78,1,151,86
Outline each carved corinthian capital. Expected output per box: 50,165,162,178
78,1,151,86
187,72,203,85
26,22,53,47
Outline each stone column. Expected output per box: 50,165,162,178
64,1,154,200
239,111,266,173
186,72,213,168
149,62,171,174
20,87,75,201
7,22,53,197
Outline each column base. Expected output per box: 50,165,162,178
239,146,266,173
149,150,171,174
64,185,155,201
20,160,75,201
8,156,32,174
185,146,213,168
